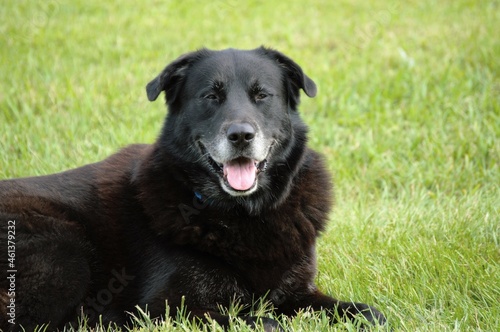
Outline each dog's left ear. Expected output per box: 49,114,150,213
260,47,317,109
146,49,210,104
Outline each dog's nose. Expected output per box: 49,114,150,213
227,123,256,146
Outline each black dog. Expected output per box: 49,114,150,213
0,47,385,331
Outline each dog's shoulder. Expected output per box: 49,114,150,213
99,144,153,174
94,143,154,200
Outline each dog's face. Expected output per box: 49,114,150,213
146,47,316,203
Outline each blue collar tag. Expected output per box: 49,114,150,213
194,191,203,201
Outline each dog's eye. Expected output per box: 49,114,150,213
204,94,218,101
255,93,268,101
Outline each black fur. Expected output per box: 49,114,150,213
0,47,385,331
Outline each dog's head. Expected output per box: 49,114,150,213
146,47,316,208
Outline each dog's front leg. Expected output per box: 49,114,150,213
276,290,386,327
188,309,282,332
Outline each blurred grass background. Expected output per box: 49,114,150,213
0,0,499,331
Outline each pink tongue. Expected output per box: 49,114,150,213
224,158,257,191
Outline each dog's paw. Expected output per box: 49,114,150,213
243,316,284,332
339,302,386,326
358,304,386,326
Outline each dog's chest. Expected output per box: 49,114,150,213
174,204,316,265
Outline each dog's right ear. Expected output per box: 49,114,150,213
146,49,209,103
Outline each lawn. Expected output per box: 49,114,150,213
0,0,499,331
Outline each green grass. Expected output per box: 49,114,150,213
1,0,499,331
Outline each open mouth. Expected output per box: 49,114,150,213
209,156,268,192
199,142,268,193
